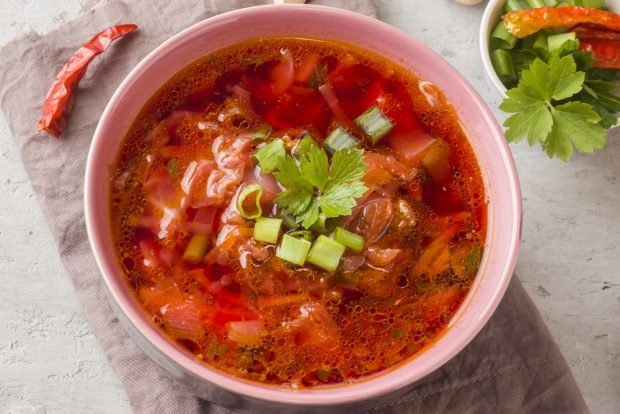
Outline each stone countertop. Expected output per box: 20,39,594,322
0,1,618,413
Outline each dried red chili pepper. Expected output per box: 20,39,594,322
37,24,138,138
503,6,620,39
579,38,620,68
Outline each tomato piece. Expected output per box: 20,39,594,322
138,238,166,269
213,307,259,326
270,50,295,95
264,89,331,133
329,63,374,94
216,289,244,307
422,180,463,214
387,132,436,164
361,80,387,109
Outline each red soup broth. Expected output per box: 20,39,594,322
109,37,486,388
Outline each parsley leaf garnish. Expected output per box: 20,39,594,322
254,142,367,229
500,54,606,161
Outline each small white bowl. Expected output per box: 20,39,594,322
480,0,620,100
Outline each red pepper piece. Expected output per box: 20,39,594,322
37,24,138,138
579,38,620,68
573,23,620,40
503,6,620,39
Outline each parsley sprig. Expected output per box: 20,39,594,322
254,138,367,229
500,53,607,161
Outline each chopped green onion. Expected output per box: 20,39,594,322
287,230,315,242
254,138,285,173
543,0,558,6
464,244,483,277
237,183,263,220
582,0,605,8
324,127,360,155
253,217,282,244
504,0,528,11
415,281,436,293
276,234,311,266
183,233,210,263
166,158,179,179
277,211,298,230
525,0,545,7
547,32,577,54
560,0,604,7
491,22,518,50
253,125,272,143
316,369,330,381
307,235,346,272
491,49,517,85
533,32,549,54
294,133,319,159
354,106,394,143
333,227,364,253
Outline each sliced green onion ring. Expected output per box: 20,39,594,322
254,217,282,244
287,230,316,242
236,183,264,219
354,106,394,143
334,227,364,253
277,234,312,266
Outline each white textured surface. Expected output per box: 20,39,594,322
0,1,617,413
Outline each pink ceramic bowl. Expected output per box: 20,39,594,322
85,4,521,412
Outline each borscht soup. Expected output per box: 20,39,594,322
109,37,486,388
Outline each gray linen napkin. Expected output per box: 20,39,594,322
0,0,589,412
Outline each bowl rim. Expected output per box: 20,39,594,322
85,3,522,406
480,0,509,98
480,0,620,98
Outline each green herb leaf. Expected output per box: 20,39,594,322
300,144,329,191
548,55,584,101
266,143,367,229
464,244,483,277
166,158,179,179
316,369,330,381
319,182,367,218
571,50,593,73
500,54,608,161
254,138,285,173
298,198,320,229
547,102,606,161
415,281,436,293
295,134,319,159
501,89,553,146
272,156,312,191
275,187,313,216
392,329,404,339
328,149,367,188
207,338,218,360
